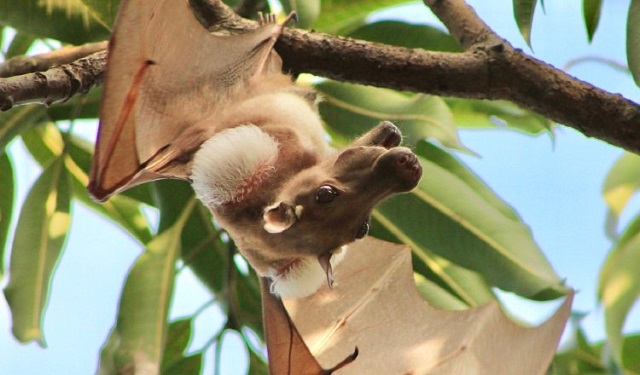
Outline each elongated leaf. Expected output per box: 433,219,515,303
314,0,413,34
602,152,640,236
0,152,14,278
161,318,203,375
445,98,553,135
79,0,120,28
413,273,470,310
247,347,269,375
598,230,640,368
0,0,111,44
5,32,36,59
627,0,640,87
153,180,227,293
66,136,152,244
348,21,462,52
317,80,471,152
373,214,495,307
20,123,63,166
22,124,152,243
416,141,522,222
0,106,48,153
3,156,71,345
374,147,567,300
622,333,640,372
552,317,606,373
513,0,538,47
281,0,320,29
583,0,602,42
162,319,193,367
98,199,196,374
161,353,202,375
46,87,102,121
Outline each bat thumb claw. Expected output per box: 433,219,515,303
283,11,298,26
318,253,334,289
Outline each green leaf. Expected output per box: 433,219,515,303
598,230,640,368
247,346,269,375
627,0,640,87
314,0,413,34
281,0,320,29
413,273,470,310
161,353,203,375
348,21,462,52
46,87,102,121
5,32,36,59
602,152,640,235
0,152,14,278
317,80,471,152
445,98,553,135
67,137,153,244
0,0,111,44
0,105,48,153
153,180,228,294
373,144,568,300
513,0,538,47
552,321,606,373
162,319,193,367
416,141,522,222
372,213,495,307
22,123,152,243
622,333,640,372
79,0,120,28
98,199,196,374
161,318,203,375
583,0,602,42
3,155,71,345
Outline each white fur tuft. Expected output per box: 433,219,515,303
270,247,347,299
191,125,279,206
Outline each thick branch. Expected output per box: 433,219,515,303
1,0,640,154
0,50,106,110
420,0,640,151
0,41,108,78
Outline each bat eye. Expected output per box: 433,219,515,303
355,221,369,239
315,184,339,203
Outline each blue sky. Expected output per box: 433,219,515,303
1,0,639,374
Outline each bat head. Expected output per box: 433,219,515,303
259,122,422,297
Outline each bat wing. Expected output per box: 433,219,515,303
260,278,357,374
89,0,285,201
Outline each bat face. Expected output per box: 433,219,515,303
263,124,422,254
205,122,422,298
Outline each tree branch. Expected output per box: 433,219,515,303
420,0,640,152
1,0,640,154
0,50,106,111
0,41,108,78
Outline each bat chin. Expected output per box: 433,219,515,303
268,247,346,299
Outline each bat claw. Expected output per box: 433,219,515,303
283,12,298,26
318,253,334,289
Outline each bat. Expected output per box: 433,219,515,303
88,0,422,299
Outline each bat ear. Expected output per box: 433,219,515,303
263,202,303,233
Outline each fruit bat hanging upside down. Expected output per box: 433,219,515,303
88,0,422,298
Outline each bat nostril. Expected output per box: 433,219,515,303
397,154,409,165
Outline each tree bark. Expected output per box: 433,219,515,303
1,0,639,153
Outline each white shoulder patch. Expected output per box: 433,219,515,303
191,125,279,207
269,248,347,299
